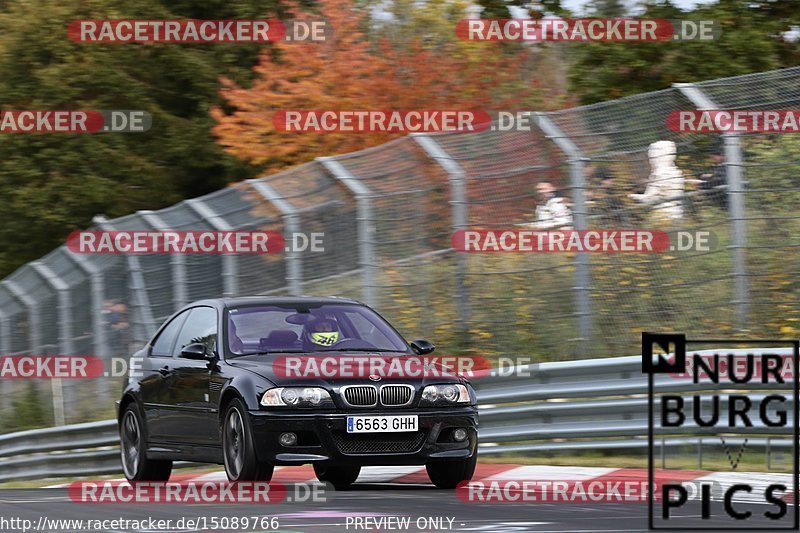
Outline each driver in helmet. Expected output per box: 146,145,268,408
305,317,340,348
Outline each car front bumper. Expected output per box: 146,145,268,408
248,406,478,466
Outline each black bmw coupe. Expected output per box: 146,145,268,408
117,296,478,489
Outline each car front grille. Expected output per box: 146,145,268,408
332,431,426,454
341,385,415,407
342,386,377,406
380,385,413,406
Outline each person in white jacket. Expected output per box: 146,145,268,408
535,182,573,229
629,140,685,221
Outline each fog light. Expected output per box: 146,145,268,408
453,428,468,442
279,432,298,446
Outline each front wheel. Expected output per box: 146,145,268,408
313,462,361,489
426,453,477,489
222,398,274,481
120,404,172,482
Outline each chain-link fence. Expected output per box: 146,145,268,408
2,66,800,428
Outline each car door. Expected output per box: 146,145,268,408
141,310,189,442
160,306,218,445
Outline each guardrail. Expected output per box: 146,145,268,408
0,350,794,482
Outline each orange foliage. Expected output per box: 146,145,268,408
212,0,542,173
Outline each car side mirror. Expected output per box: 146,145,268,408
410,339,435,355
181,343,215,361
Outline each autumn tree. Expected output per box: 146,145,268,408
212,0,549,172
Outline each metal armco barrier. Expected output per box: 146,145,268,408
0,350,794,482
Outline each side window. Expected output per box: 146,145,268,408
173,307,218,357
150,311,189,357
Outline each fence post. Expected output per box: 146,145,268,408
724,134,749,325
93,216,158,343
66,251,108,359
248,179,303,296
30,262,73,424
675,83,749,326
66,250,113,402
0,304,10,412
1,278,63,424
184,199,239,297
766,437,771,470
533,113,592,354
138,210,188,309
0,308,9,353
697,436,703,469
412,133,471,341
2,279,42,354
318,157,377,307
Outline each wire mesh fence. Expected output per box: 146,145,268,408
2,67,800,428
545,87,738,356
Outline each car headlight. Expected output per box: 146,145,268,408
261,387,334,408
421,384,470,405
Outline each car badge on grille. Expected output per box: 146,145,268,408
368,374,382,382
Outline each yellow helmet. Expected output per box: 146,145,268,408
307,318,340,347
310,331,339,346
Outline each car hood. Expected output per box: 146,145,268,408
225,352,470,388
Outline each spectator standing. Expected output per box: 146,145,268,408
629,140,685,221
534,182,573,229
699,143,728,209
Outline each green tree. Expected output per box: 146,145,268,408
568,0,800,104
0,0,275,278
587,0,627,17
474,0,567,18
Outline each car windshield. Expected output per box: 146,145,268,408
226,303,409,356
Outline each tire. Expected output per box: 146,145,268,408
119,403,173,482
313,462,361,489
222,398,274,481
426,453,477,489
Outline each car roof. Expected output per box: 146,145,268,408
193,295,363,309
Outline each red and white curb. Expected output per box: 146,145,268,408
46,464,796,502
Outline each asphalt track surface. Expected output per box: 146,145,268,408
0,484,792,533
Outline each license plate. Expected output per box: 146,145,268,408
346,415,418,433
